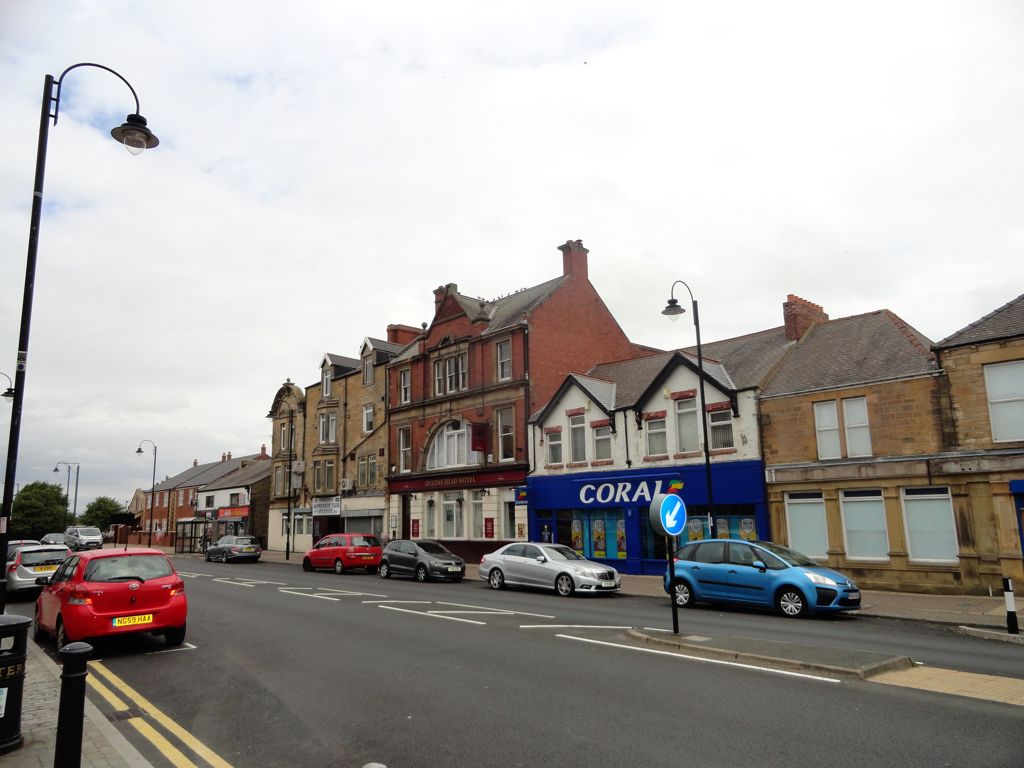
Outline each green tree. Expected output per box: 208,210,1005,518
80,496,124,531
11,482,67,539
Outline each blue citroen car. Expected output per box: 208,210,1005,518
664,539,860,617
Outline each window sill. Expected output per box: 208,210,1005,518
567,462,589,469
709,448,737,456
672,451,703,459
643,455,670,463
590,459,614,467
544,464,564,470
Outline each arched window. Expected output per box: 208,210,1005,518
426,421,482,470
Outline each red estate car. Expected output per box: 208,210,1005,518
302,533,382,574
34,548,187,648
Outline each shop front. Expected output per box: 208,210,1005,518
527,460,768,575
213,505,250,539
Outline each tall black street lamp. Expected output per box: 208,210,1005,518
662,280,716,538
136,440,158,548
53,461,80,529
0,63,158,612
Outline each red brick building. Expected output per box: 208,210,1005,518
386,240,649,561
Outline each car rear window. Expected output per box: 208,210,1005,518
84,555,173,582
350,536,379,547
235,537,258,545
21,550,69,566
417,542,450,555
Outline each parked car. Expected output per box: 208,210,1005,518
34,548,187,647
6,540,40,562
205,535,262,563
5,545,71,596
480,542,621,597
378,539,465,582
664,539,861,618
303,533,382,574
40,533,66,545
65,526,103,552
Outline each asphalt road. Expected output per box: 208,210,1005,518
16,557,1024,767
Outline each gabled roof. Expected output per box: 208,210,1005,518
322,353,360,372
760,310,936,397
364,337,406,356
934,293,1024,350
479,277,567,334
153,454,260,493
692,326,795,391
588,351,733,408
530,374,617,424
198,459,272,492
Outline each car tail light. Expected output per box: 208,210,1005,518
230,546,239,553
68,586,94,605
7,561,17,573
480,555,487,565
169,578,185,597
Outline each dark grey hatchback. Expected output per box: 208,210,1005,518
378,540,465,582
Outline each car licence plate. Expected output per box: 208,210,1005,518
33,565,58,573
601,581,615,588
447,566,461,572
112,614,153,628
847,590,860,600
242,546,255,552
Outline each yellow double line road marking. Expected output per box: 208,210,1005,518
87,661,233,768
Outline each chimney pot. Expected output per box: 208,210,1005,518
221,452,226,461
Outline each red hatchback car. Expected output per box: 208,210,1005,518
302,533,382,574
34,549,187,648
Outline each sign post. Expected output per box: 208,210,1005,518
650,493,687,635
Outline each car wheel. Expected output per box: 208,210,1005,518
333,559,344,575
672,580,694,608
56,618,72,649
488,569,505,590
379,561,390,579
555,573,575,597
164,624,186,647
302,558,313,572
205,550,212,562
777,587,808,618
415,564,428,582
32,605,46,641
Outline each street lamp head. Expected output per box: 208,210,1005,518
1,388,13,402
52,466,59,473
662,297,686,323
136,447,144,455
110,113,159,155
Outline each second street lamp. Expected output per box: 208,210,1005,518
0,62,158,613
662,279,716,539
53,461,80,529
136,440,158,548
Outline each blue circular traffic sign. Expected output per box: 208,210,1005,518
649,493,687,537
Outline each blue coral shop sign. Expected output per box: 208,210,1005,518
531,474,684,509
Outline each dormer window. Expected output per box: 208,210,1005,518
322,369,332,398
362,354,374,385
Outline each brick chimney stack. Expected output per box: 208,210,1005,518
193,459,198,468
433,283,458,312
784,294,828,340
221,452,227,461
558,239,589,280
387,324,421,346
260,444,268,459
227,452,232,460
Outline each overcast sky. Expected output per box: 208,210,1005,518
1,1,1022,513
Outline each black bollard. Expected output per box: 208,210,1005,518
54,641,93,768
1004,578,1019,636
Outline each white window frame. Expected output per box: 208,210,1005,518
470,490,485,538
901,487,959,563
319,413,337,445
358,457,368,486
442,492,463,538
434,360,445,396
497,407,515,462
362,405,374,433
280,422,288,451
675,397,699,453
814,401,841,460
984,360,1024,442
839,489,889,561
322,369,332,398
399,427,412,472
784,492,828,560
313,461,323,493
569,415,586,462
362,354,374,385
426,421,481,470
646,417,667,456
546,431,563,464
593,425,611,460
708,410,734,450
325,460,335,492
399,369,411,404
497,340,512,381
368,455,378,487
842,396,872,457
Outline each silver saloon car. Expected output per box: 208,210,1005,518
480,542,620,597
5,545,70,594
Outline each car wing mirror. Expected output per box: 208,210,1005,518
35,575,52,586
535,556,546,563
752,560,767,572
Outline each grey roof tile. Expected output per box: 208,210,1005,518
935,293,1024,349
760,310,937,397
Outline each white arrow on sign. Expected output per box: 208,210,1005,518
664,497,682,529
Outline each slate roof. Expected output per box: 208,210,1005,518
569,374,617,413
366,337,406,355
693,326,795,391
198,459,272,492
587,350,734,407
152,454,259,493
934,293,1024,349
760,310,937,397
323,353,360,371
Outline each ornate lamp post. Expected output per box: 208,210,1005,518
136,440,158,548
662,280,716,538
0,63,157,612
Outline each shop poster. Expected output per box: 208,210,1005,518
616,519,627,559
687,517,705,541
739,518,757,541
571,519,584,552
592,519,606,558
